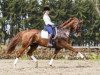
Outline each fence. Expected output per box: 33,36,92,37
74,45,100,50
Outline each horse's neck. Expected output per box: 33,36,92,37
59,17,79,29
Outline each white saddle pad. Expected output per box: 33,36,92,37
41,30,49,39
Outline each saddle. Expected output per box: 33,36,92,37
41,27,57,47
41,27,57,39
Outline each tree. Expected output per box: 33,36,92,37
0,0,99,45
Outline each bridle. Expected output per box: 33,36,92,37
69,18,82,37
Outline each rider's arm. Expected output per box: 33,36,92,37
43,14,54,25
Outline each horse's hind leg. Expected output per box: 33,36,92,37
27,44,38,61
13,46,28,67
27,43,38,67
13,37,33,67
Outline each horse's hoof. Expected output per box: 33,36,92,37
13,64,16,68
50,65,52,66
49,65,55,68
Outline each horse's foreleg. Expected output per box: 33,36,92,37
67,45,84,59
49,48,60,66
63,43,84,59
27,44,38,68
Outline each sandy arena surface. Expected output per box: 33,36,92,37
0,59,100,75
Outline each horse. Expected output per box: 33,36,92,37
6,17,84,67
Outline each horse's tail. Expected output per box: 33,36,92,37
7,32,21,54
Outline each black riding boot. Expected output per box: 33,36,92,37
47,34,53,47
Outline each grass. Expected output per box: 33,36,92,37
87,53,100,60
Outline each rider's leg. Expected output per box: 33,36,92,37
48,34,53,46
45,25,53,46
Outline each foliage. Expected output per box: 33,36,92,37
0,0,100,45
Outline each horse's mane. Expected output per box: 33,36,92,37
59,17,80,29
59,18,73,28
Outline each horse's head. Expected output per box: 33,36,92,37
70,17,83,37
58,17,83,37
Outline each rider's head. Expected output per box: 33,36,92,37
43,6,50,14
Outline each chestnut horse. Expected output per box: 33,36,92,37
7,17,84,67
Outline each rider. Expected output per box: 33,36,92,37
43,6,55,47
